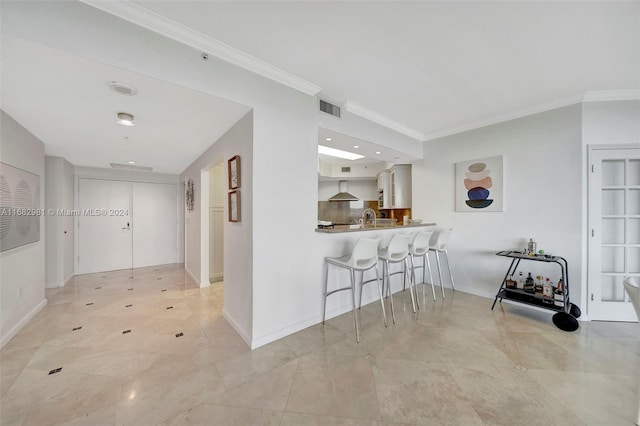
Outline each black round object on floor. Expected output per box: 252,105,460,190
552,312,579,332
569,303,582,318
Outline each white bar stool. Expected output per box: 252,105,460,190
428,228,456,298
377,233,416,321
410,229,437,304
322,237,386,343
623,276,640,426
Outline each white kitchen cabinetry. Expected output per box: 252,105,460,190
377,169,391,209
390,165,412,208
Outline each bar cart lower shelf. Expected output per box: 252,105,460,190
491,250,582,332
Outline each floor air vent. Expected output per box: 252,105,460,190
319,99,341,118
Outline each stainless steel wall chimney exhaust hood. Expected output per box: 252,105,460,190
329,180,359,201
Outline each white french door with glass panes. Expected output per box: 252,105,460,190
588,146,640,321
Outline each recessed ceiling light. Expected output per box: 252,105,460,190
116,112,135,126
127,161,136,165
353,145,359,149
318,145,364,161
107,81,138,96
375,151,381,155
325,137,332,141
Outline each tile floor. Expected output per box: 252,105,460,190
1,264,639,425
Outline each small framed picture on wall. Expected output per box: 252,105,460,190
228,155,240,189
228,190,240,222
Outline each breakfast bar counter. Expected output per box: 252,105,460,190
315,222,436,233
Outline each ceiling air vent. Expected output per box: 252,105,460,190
319,99,341,118
341,166,351,173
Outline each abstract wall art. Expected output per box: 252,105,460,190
0,162,41,251
455,155,504,212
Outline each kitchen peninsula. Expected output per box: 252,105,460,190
316,222,436,233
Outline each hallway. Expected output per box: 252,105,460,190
1,265,639,425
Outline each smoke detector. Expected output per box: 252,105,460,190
107,81,138,96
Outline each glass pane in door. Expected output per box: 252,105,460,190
602,218,625,244
630,218,640,244
602,160,625,186
602,189,625,215
630,189,640,215
629,247,640,273
602,247,625,273
601,275,625,302
629,159,640,185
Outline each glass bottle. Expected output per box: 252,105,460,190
517,271,525,290
543,277,553,303
554,278,564,308
534,275,544,296
524,272,535,293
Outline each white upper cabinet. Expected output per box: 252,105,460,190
390,164,412,208
377,169,391,209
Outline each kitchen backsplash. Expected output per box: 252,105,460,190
317,200,380,224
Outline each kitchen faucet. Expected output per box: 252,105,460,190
362,208,377,227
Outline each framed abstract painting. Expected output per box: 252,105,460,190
455,155,504,212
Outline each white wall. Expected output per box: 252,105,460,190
1,110,46,348
180,112,254,344
413,105,583,305
44,156,74,287
582,100,640,145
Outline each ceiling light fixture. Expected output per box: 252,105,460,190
375,151,381,155
107,81,138,96
325,137,332,141
353,145,359,149
127,161,136,165
116,112,135,126
318,145,364,161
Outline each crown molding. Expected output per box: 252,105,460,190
79,0,322,96
583,89,640,102
424,92,582,141
343,100,425,141
425,90,640,141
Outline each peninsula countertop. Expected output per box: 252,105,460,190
315,222,437,234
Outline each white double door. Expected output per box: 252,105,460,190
588,146,640,321
77,178,178,274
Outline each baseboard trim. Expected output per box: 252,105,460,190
185,267,200,287
64,273,74,285
1,298,48,349
221,309,251,348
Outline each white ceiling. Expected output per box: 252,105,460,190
1,1,638,173
133,0,639,139
1,36,250,174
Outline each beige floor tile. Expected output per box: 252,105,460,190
280,412,384,425
528,369,639,425
214,341,298,389
210,358,298,411
3,264,639,426
286,352,380,420
372,358,482,425
448,362,586,426
162,403,283,426
280,323,348,356
116,366,225,425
